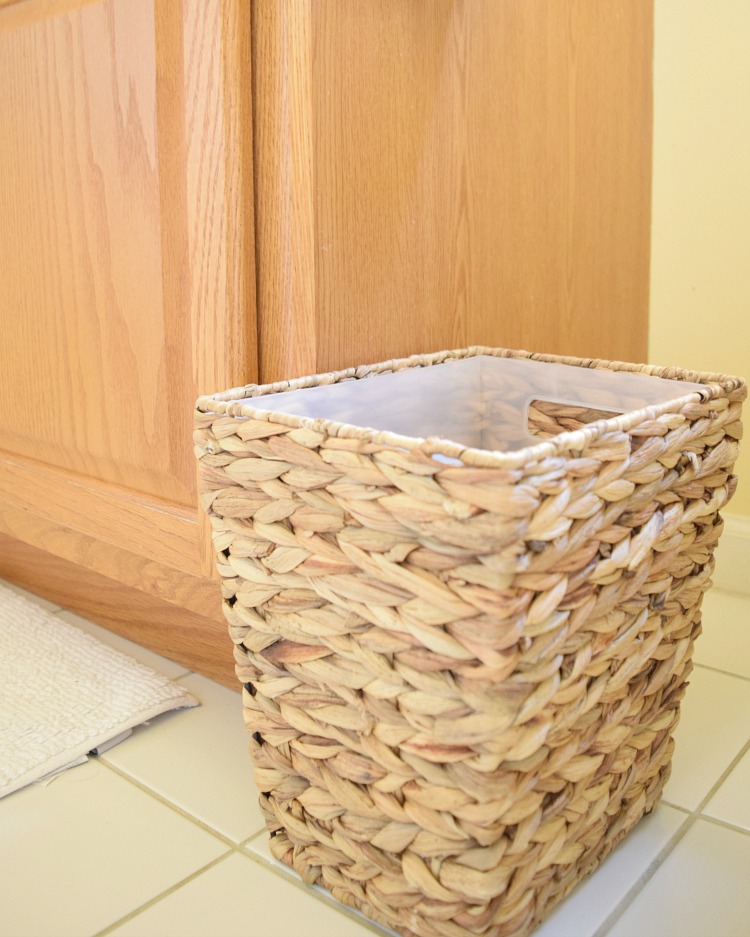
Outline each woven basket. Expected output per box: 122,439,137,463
195,347,744,937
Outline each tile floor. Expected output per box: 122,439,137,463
1,580,749,937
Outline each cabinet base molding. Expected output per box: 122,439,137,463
0,533,237,690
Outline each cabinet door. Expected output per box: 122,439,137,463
253,0,653,382
0,0,255,687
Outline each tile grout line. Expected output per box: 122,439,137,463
591,812,699,937
658,799,692,815
694,813,750,839
594,736,750,937
92,851,237,937
241,827,268,848
96,758,252,851
692,736,750,816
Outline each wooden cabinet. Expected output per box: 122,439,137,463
0,0,255,685
0,0,653,688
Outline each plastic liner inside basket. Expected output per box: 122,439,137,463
242,355,704,453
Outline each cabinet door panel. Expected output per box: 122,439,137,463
254,0,653,382
0,0,192,501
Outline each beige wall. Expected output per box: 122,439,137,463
650,0,750,516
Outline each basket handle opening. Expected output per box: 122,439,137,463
526,398,621,440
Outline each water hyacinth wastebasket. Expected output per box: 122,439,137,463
194,347,744,937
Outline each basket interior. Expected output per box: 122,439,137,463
241,355,704,452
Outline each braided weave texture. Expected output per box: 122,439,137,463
195,347,744,937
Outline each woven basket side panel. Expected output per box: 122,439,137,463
195,387,743,937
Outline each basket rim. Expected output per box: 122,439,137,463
195,345,746,469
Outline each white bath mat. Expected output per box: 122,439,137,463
0,583,199,798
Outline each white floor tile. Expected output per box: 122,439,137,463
661,665,750,810
55,609,191,679
2,580,61,612
534,804,687,937
102,674,265,842
0,760,228,937
605,819,750,937
696,589,750,680
107,851,378,937
702,747,750,832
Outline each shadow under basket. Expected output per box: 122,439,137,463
195,346,745,937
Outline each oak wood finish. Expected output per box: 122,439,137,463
0,452,204,576
2,0,188,502
0,501,219,619
253,0,653,383
0,0,254,678
252,0,317,382
0,0,256,498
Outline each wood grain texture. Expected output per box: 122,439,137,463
254,0,653,383
179,0,257,398
0,0,190,501
0,500,219,619
0,532,237,688
0,451,204,574
0,0,254,679
0,0,101,33
0,0,255,501
252,0,317,382
156,0,257,573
